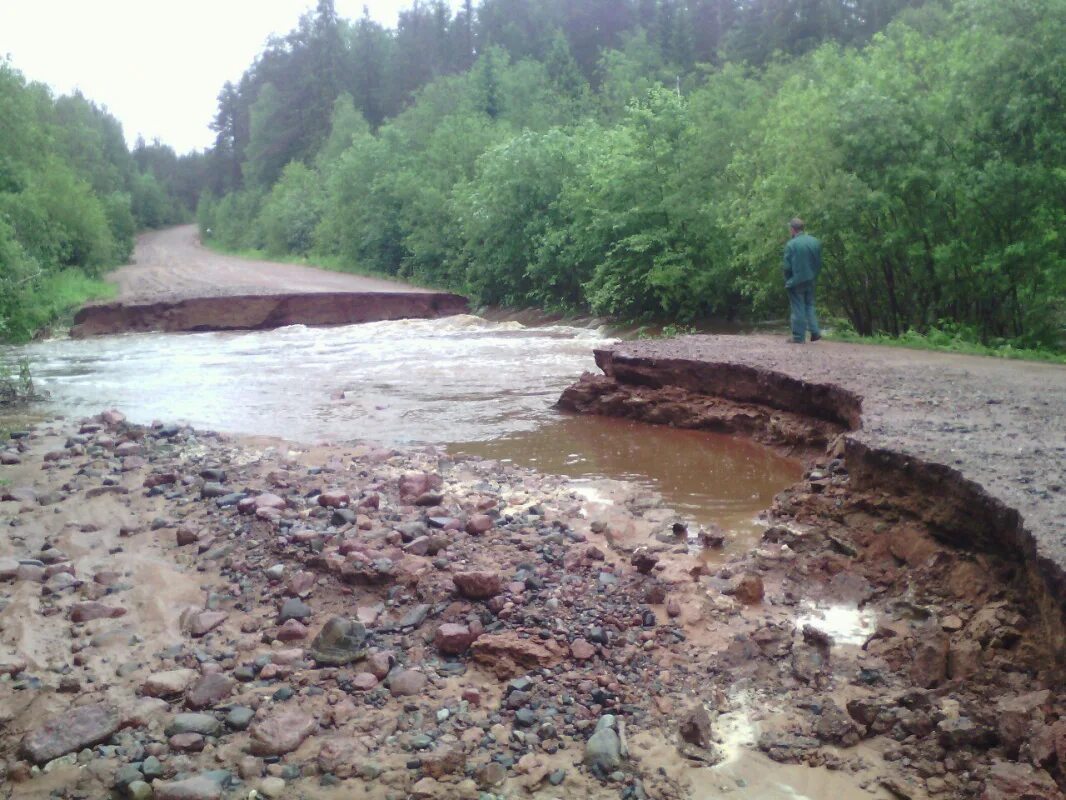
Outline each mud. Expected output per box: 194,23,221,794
70,292,469,338
2,410,1063,800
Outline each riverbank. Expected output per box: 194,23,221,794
1,410,1062,800
561,335,1066,654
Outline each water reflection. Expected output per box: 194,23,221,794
452,415,801,529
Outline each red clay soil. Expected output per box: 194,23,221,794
561,335,1066,651
71,226,467,336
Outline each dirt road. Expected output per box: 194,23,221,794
111,225,433,302
72,226,464,336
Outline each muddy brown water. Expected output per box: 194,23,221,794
6,315,799,540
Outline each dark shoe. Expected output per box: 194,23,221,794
810,334,822,342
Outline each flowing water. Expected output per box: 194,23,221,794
6,314,799,534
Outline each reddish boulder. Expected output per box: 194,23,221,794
249,708,317,756
453,571,502,600
399,472,442,501
20,703,120,764
435,623,477,655
980,760,1063,800
318,490,350,508
185,673,235,710
70,601,126,623
465,514,494,535
471,632,560,679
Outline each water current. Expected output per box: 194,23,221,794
6,314,799,534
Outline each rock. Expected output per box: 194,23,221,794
253,493,286,510
249,709,317,756
165,713,222,737
399,472,442,502
226,706,255,730
308,617,367,666
200,482,226,499
317,490,349,508
477,761,507,788
631,548,659,574
350,672,378,691
678,705,714,749
169,732,206,751
152,775,223,800
814,702,863,747
472,632,560,679
980,760,1064,800
70,601,127,622
403,535,430,556
181,609,227,637
366,651,394,679
910,632,949,688
388,669,427,696
465,514,494,535
938,716,995,750
176,527,199,546
317,737,362,777
127,780,153,799
20,703,120,764
758,732,821,764
185,673,235,710
435,623,476,655
453,570,502,600
570,638,596,660
585,727,622,771
259,777,287,798
142,669,198,698
990,690,1050,758
278,597,311,623
276,618,308,641
729,573,764,604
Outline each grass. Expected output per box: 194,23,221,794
827,325,1066,365
1,270,117,343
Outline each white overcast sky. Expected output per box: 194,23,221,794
0,1,458,154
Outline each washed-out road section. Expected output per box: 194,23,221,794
562,334,1066,653
70,225,467,336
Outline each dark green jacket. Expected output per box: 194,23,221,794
783,233,822,288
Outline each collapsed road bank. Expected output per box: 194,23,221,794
559,335,1066,659
0,408,1063,800
68,225,469,337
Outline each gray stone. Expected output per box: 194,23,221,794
278,598,311,623
585,727,622,771
225,706,255,730
165,713,222,737
20,703,120,764
308,617,367,666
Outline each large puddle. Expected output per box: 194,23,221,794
6,313,799,534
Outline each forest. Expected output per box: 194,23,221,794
0,62,205,341
196,0,1065,349
2,0,1064,348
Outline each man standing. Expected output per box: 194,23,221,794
783,217,822,343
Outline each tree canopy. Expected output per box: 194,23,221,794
199,0,1064,348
